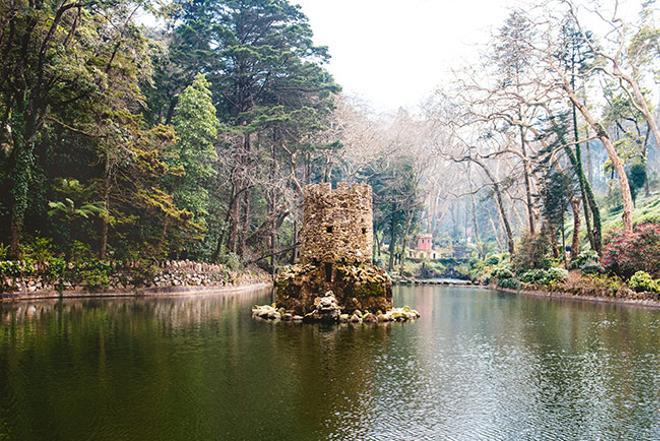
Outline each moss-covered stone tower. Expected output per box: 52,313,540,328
275,182,392,315
300,182,373,264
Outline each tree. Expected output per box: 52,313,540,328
627,162,647,204
539,18,636,234
493,10,537,235
573,0,660,147
159,0,339,260
170,73,219,224
0,0,151,257
365,157,421,272
557,16,603,253
537,166,574,263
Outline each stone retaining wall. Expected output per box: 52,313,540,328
0,260,272,301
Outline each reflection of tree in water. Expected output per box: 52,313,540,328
0,289,281,441
360,286,658,440
515,298,659,438
0,289,397,440
1,287,272,328
0,288,656,440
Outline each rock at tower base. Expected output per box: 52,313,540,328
275,261,392,315
254,181,418,324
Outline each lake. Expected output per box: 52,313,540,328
0,286,658,440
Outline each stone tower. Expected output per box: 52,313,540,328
300,182,373,264
274,182,392,315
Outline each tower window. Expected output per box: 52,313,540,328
361,227,367,234
326,226,333,233
325,263,333,282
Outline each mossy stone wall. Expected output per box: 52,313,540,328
300,182,373,264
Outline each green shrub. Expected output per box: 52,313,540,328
571,250,599,269
20,237,55,263
484,254,501,265
0,243,8,260
453,263,472,279
419,260,447,278
547,267,568,282
491,265,514,280
80,268,110,291
69,240,94,262
0,261,23,278
0,260,35,277
220,252,241,272
44,257,67,291
520,267,568,286
513,232,553,271
75,259,112,291
127,260,161,287
497,277,520,289
580,261,604,275
519,269,545,284
628,271,659,293
428,261,446,275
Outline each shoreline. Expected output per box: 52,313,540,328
394,279,660,309
4,277,657,309
495,286,660,309
0,282,273,303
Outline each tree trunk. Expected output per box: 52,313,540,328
568,66,603,253
470,194,482,256
239,188,250,256
238,132,252,257
228,181,240,254
642,125,651,197
563,81,634,234
8,112,34,258
518,120,535,234
470,158,514,254
489,216,504,252
564,146,602,254
373,229,381,262
269,212,276,277
268,141,277,276
99,208,109,259
388,209,397,273
159,218,169,257
99,155,111,259
570,197,581,261
570,97,595,251
291,218,299,264
399,212,413,274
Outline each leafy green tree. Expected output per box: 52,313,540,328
153,0,339,260
627,163,647,204
171,73,219,223
0,0,153,257
364,158,421,272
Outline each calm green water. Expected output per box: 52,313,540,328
0,286,658,441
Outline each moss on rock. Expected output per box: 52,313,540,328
274,262,392,315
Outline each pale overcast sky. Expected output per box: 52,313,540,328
293,0,648,113
139,0,647,112
294,0,519,112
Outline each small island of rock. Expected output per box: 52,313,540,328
253,182,419,324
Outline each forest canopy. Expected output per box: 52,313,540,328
0,0,657,287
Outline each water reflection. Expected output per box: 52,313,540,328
0,286,658,440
